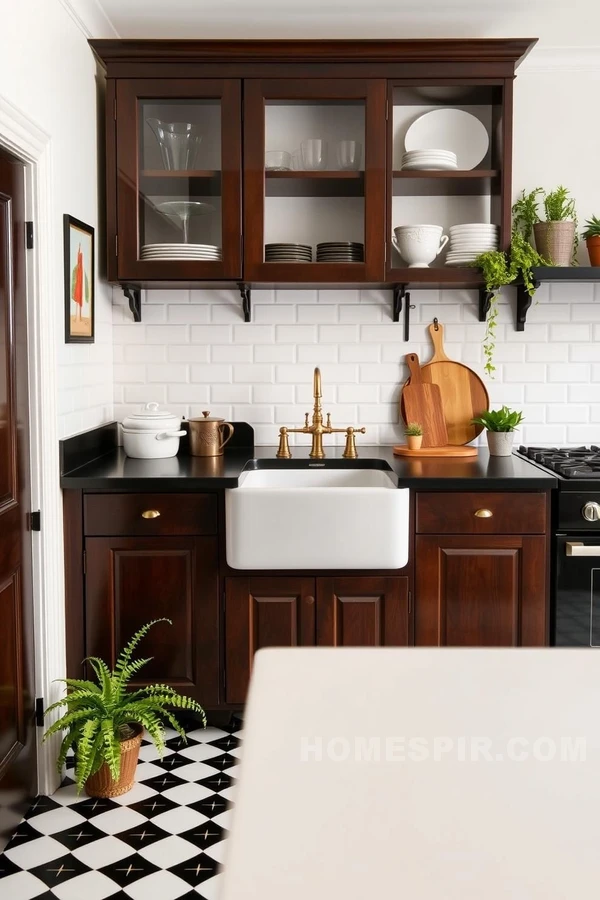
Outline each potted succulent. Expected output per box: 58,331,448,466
471,406,524,457
523,185,577,267
43,619,205,797
405,422,423,450
582,216,600,266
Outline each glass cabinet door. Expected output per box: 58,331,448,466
115,79,241,280
243,79,386,282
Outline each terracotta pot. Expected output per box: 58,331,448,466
586,236,600,266
486,431,514,458
406,434,423,450
533,221,576,266
84,723,143,798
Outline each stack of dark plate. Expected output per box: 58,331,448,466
265,243,312,263
316,241,364,263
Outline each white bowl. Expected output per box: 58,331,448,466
393,225,449,268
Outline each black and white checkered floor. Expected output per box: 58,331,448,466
0,719,241,899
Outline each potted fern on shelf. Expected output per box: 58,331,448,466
43,619,206,798
471,406,524,457
533,185,578,266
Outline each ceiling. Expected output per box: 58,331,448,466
92,0,599,45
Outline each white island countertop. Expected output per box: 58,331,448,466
222,648,599,900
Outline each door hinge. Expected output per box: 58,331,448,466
29,510,41,531
35,697,45,727
26,221,34,250
240,233,243,262
113,96,117,121
386,99,389,121
83,550,87,575
408,591,412,615
115,234,118,257
384,242,387,264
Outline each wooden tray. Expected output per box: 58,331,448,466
393,445,478,458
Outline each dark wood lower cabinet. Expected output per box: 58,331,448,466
415,534,547,647
225,575,410,702
224,577,316,704
317,577,409,647
85,536,220,705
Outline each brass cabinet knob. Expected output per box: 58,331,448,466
306,596,315,605
141,509,161,519
474,508,493,518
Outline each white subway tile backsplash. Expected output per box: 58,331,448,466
191,364,231,383
111,284,600,445
168,305,209,324
168,384,210,404
212,385,252,403
298,344,338,363
211,345,253,363
233,364,273,383
147,365,189,383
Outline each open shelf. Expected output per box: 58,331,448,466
387,266,483,288
531,266,600,282
265,170,364,197
392,169,499,196
140,170,221,196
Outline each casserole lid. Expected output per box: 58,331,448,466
122,402,181,432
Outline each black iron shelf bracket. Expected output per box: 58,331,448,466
393,283,409,325
238,282,251,322
123,285,142,322
478,288,494,322
516,279,539,332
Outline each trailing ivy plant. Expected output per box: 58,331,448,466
474,231,547,378
42,619,206,794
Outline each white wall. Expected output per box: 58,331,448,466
113,58,600,447
0,0,115,437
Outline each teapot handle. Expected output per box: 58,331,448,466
218,422,235,451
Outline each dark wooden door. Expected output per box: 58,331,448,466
0,151,35,846
415,535,548,646
244,78,386,282
115,78,242,281
85,536,220,706
225,577,316,704
317,577,410,646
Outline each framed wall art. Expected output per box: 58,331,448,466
64,214,95,343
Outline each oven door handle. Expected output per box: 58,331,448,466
566,541,600,557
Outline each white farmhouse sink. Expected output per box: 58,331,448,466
225,466,409,570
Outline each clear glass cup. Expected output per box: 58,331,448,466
336,140,362,170
265,150,292,171
300,139,328,170
146,119,203,171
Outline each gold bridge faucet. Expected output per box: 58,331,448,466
276,367,366,459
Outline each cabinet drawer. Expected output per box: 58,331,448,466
84,493,218,536
416,492,547,535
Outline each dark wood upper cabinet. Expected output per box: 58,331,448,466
90,39,536,292
114,78,242,282
243,78,386,282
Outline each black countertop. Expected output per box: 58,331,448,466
61,444,557,491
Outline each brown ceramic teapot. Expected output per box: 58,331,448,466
188,411,234,457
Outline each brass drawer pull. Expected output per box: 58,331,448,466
474,508,493,518
141,509,161,519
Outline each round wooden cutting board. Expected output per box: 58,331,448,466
400,321,489,445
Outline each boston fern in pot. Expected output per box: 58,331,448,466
43,619,206,797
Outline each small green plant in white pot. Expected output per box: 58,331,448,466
471,407,524,457
405,422,424,451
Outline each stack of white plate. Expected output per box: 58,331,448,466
316,242,364,263
265,243,312,262
401,149,457,171
141,243,222,260
445,224,499,266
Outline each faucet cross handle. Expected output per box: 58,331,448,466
304,412,310,427
326,412,332,428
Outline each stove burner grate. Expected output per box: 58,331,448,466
518,446,600,478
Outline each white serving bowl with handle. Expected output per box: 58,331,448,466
122,402,186,459
393,224,449,267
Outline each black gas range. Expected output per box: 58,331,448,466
516,446,600,647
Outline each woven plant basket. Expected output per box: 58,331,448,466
84,723,143,798
533,221,576,266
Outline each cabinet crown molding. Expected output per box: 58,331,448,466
90,37,537,70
